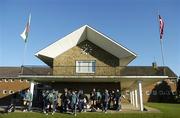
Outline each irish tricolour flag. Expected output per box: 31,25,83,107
20,13,31,43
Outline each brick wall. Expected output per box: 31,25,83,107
0,78,30,98
0,78,30,105
143,79,177,102
53,40,120,76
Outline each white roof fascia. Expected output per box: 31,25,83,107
86,25,137,57
35,25,87,58
35,25,137,65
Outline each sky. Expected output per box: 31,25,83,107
0,0,179,76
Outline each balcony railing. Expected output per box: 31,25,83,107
20,65,169,77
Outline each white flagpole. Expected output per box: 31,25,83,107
21,42,28,74
160,38,165,66
21,13,31,74
157,11,165,75
157,10,165,66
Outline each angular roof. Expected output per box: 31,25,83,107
0,67,21,78
35,25,137,66
0,66,52,78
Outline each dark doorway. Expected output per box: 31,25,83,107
37,82,120,93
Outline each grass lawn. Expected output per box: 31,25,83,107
0,103,180,118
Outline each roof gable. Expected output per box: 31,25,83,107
35,25,137,66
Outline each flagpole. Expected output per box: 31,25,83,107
160,38,165,66
159,34,166,76
21,42,27,74
157,11,166,75
21,13,31,74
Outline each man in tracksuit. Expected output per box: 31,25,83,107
102,89,109,113
114,89,121,111
46,90,55,115
23,89,32,112
42,90,48,113
71,91,78,116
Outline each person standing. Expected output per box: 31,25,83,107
78,90,85,112
102,89,109,113
96,89,102,110
114,89,121,111
42,90,48,113
71,91,78,116
90,88,97,110
46,90,55,115
22,89,32,112
53,90,58,113
108,90,115,109
60,88,70,112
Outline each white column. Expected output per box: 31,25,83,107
30,81,35,107
138,80,143,111
130,91,133,104
132,90,135,106
134,89,138,108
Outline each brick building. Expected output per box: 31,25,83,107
0,25,177,111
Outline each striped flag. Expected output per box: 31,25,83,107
159,15,164,39
20,13,31,43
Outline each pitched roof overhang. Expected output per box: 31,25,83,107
35,25,137,67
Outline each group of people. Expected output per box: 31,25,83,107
5,88,122,116
40,88,122,115
41,89,58,115
90,88,122,113
5,89,33,113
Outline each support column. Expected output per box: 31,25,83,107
134,89,138,108
132,90,135,106
138,80,143,111
29,81,35,107
130,91,133,104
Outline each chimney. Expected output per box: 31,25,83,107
152,62,157,69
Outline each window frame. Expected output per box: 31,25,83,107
76,60,96,73
9,90,14,94
10,79,15,82
3,90,7,94
4,79,8,82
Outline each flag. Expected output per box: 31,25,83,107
20,13,31,43
159,15,164,39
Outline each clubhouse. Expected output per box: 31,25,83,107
0,25,177,111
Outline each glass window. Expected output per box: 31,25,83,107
3,90,7,94
4,79,8,82
76,61,96,73
10,79,15,82
9,90,14,94
20,79,23,82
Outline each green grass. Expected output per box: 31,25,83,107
0,103,180,118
